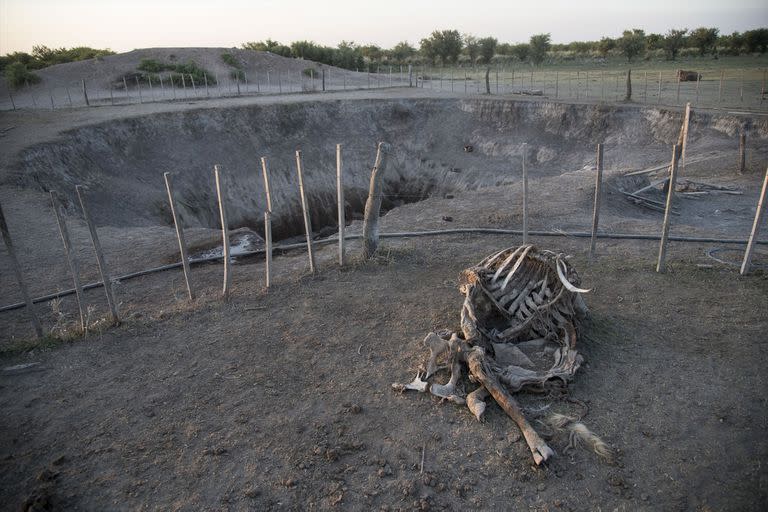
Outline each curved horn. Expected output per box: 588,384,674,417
556,258,592,293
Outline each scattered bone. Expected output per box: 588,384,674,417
392,372,429,393
466,387,489,421
422,332,449,378
543,413,613,461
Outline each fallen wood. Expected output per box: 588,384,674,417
631,177,669,196
625,154,723,176
512,89,544,96
619,190,677,209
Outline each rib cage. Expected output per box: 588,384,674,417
459,245,589,392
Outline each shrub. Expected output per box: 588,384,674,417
229,69,245,81
133,59,214,86
221,52,240,68
302,67,317,77
137,58,166,73
5,62,41,88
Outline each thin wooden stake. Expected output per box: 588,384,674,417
656,145,682,273
589,144,604,260
214,165,231,299
336,144,346,266
680,102,691,170
0,201,43,338
260,157,273,215
264,210,272,288
738,132,746,174
658,72,662,103
740,167,768,275
163,172,194,300
50,191,87,330
295,150,316,272
718,70,724,103
75,186,118,324
82,79,89,106
522,143,529,245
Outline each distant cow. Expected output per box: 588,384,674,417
677,70,701,82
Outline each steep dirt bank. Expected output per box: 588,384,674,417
6,98,767,241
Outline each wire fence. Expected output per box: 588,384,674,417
2,66,414,111
412,65,768,111
3,66,766,112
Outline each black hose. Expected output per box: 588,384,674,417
1,228,764,314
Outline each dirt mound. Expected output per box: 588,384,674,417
0,47,363,97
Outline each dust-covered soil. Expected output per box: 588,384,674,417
0,228,766,511
0,90,767,511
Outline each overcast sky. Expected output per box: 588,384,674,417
1,0,767,54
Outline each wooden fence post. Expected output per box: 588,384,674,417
336,144,346,266
214,165,231,299
75,186,119,324
656,145,682,273
522,143,529,245
264,210,272,288
589,143,604,260
295,150,316,272
738,132,746,174
658,72,662,103
677,103,691,170
362,142,391,259
718,70,724,103
82,79,89,106
163,172,194,300
0,201,43,338
260,157,273,213
740,167,768,275
50,191,87,330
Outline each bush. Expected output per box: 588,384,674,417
229,69,245,81
137,58,166,73
4,62,41,88
134,59,214,86
302,67,317,77
221,52,241,68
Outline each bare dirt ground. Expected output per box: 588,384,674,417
1,85,767,511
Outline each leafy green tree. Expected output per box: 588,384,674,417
464,35,480,64
529,33,551,66
568,41,592,54
241,40,291,56
5,61,41,88
420,30,462,64
334,41,364,69
597,37,615,57
390,41,416,63
360,45,383,63
645,33,664,51
744,28,768,53
688,27,719,56
511,43,530,62
664,29,687,60
478,37,498,63
618,29,646,62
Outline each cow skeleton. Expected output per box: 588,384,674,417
393,245,602,465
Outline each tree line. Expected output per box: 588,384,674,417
2,27,767,88
241,27,767,69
